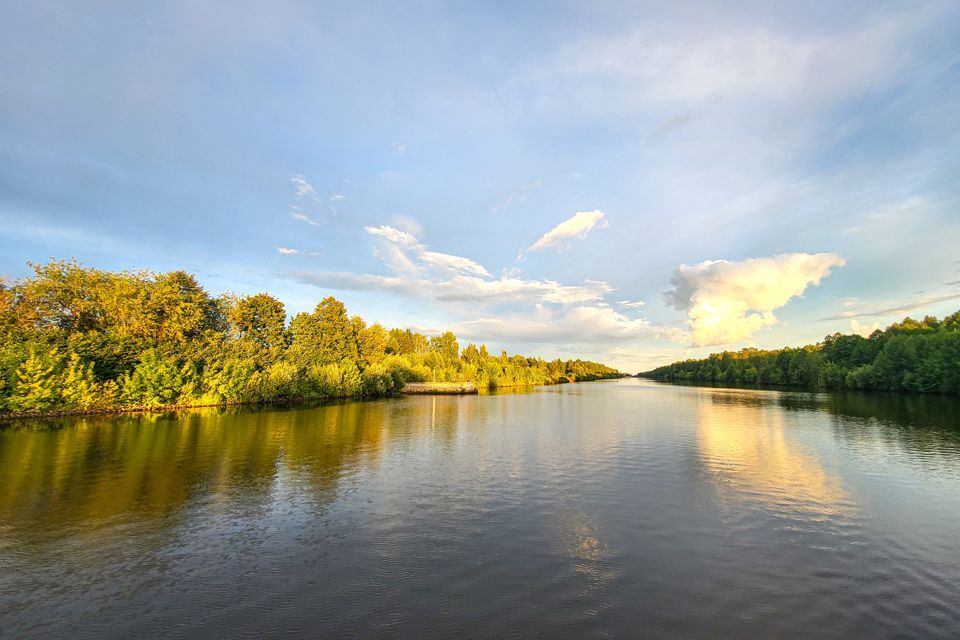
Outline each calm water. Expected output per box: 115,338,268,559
2,379,959,639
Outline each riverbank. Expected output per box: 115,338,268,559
0,376,626,422
640,375,960,397
642,309,960,395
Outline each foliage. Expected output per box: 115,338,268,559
229,293,287,366
121,349,185,407
645,311,960,394
61,353,101,410
8,348,63,413
0,259,620,414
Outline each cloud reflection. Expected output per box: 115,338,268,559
695,389,852,520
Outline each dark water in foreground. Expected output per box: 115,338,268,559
2,379,959,639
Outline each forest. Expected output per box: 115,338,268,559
0,260,619,415
644,311,960,394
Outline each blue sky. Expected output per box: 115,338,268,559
1,0,959,370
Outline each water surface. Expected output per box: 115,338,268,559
2,379,959,638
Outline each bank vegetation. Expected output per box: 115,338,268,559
644,311,960,394
0,260,619,416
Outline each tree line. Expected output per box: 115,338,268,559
643,311,960,394
0,260,619,415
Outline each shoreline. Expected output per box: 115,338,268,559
0,376,624,423
641,376,960,397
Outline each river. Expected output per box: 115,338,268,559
1,379,959,638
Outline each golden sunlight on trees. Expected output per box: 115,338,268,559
0,259,619,415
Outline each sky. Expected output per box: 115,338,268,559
1,1,959,372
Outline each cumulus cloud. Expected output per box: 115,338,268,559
524,210,608,255
666,252,845,346
276,246,299,255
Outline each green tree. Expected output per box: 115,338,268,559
146,270,216,344
288,297,358,367
122,349,184,406
61,353,100,410
9,348,63,413
230,293,287,365
429,331,460,363
357,321,387,367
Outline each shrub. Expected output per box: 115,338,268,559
8,348,63,413
122,349,184,407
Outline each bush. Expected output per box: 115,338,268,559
8,348,63,413
200,358,257,404
61,353,100,410
361,362,397,396
122,349,184,407
259,360,304,401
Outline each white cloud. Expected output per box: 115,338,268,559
667,252,845,346
365,224,420,246
329,193,345,201
454,305,653,343
602,345,695,374
291,175,317,198
524,209,608,255
294,222,615,307
822,290,960,321
290,208,321,226
431,275,609,304
392,140,407,155
420,251,491,277
276,246,299,255
289,174,330,224
293,271,410,292
850,318,880,337
364,225,491,278
528,11,931,118
617,299,646,309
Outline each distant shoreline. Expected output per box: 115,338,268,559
639,376,959,397
641,310,960,396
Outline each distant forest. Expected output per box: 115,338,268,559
0,260,619,415
644,311,960,394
